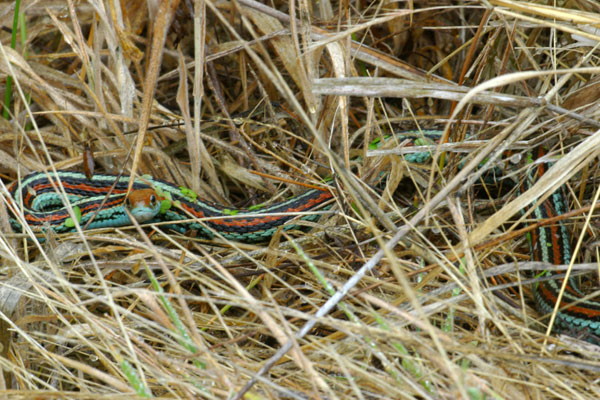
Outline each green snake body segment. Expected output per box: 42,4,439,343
4,133,600,343
6,170,333,242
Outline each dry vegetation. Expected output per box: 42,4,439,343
1,0,600,398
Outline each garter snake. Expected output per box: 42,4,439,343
525,147,600,343
4,134,600,343
6,170,333,242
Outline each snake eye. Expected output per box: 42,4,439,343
150,194,156,205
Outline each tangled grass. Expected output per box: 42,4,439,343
1,0,600,398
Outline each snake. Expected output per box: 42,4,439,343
524,147,600,343
4,132,600,343
6,170,333,242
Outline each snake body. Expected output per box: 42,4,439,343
6,170,332,242
4,134,600,343
525,148,600,342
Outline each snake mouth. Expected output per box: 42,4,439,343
129,207,158,223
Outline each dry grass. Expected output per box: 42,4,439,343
1,0,600,398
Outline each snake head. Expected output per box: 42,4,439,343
126,189,162,223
